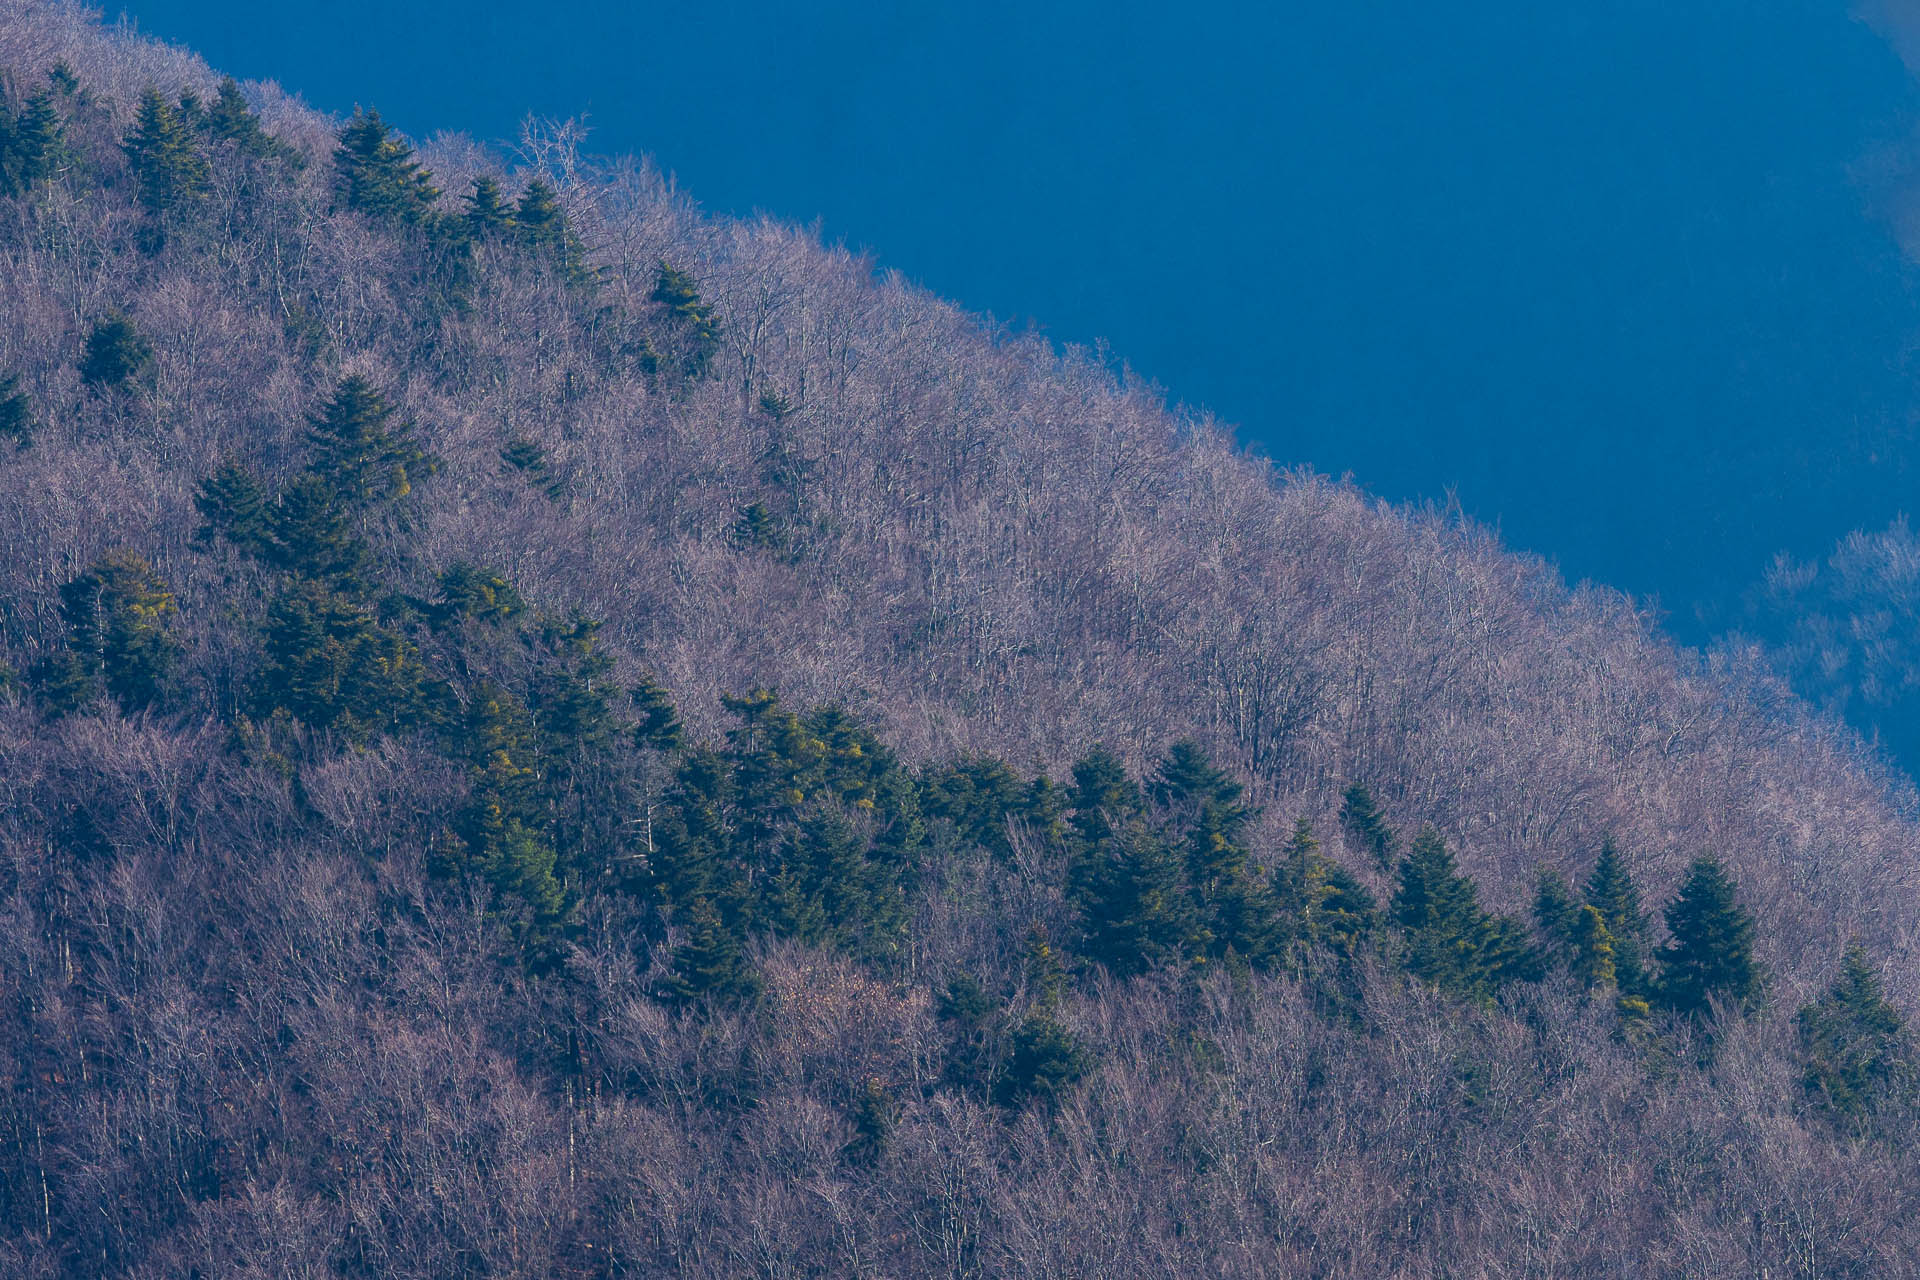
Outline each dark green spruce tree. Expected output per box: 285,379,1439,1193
305,375,432,510
1657,855,1760,1018
36,551,179,716
0,375,33,449
1,89,65,195
125,86,209,215
1585,839,1653,997
333,108,440,226
193,459,271,550
1797,940,1913,1122
651,260,719,378
1340,782,1398,874
204,77,295,162
998,924,1091,1110
662,896,759,1005
1392,826,1535,1000
79,315,153,391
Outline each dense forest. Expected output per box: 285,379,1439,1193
1,3,1918,1275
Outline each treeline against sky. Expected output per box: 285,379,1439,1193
1,3,1919,1274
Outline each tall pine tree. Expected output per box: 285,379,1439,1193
1657,855,1760,1018
333,108,440,226
1797,940,1914,1122
39,551,179,716
305,376,432,510
125,87,209,215
1340,782,1399,874
1585,839,1653,996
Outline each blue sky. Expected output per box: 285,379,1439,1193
116,1,1920,635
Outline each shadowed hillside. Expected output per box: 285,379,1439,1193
2,3,1918,1275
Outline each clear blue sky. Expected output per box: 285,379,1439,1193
116,0,1920,635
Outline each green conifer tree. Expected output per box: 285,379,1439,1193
462,174,513,238
732,501,784,552
500,435,566,499
844,1076,898,1165
265,475,371,584
1023,923,1069,1011
429,562,525,627
1569,905,1618,988
1272,818,1339,965
333,107,440,226
921,754,1029,859
936,970,999,1095
998,1010,1090,1111
662,896,759,1005
42,551,178,715
1797,940,1914,1121
1532,866,1581,967
513,177,586,277
253,580,441,741
1,89,65,195
1585,839,1652,996
651,260,719,378
79,315,153,390
193,459,271,550
1392,826,1527,1000
1079,819,1202,977
305,376,432,509
1151,740,1254,897
125,87,209,215
630,673,685,752
204,77,293,162
0,375,33,449
1657,855,1760,1018
1340,781,1399,874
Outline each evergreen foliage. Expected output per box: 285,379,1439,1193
333,107,440,226
630,673,685,751
1340,781,1398,873
6,17,1918,1264
1585,839,1653,995
125,86,209,214
0,87,66,195
79,314,153,390
501,434,566,499
253,580,443,742
1531,867,1580,965
1568,905,1618,988
999,1009,1091,1110
444,679,569,953
513,177,586,279
936,970,999,1095
463,174,513,238
0,374,32,448
305,375,432,509
429,562,525,628
651,260,719,378
265,474,372,584
37,551,178,715
1078,818,1203,976
1275,818,1375,962
204,77,294,163
844,1076,897,1164
733,501,784,552
193,459,271,549
1797,940,1914,1122
662,896,760,1005
1393,826,1537,1000
920,754,1053,860
1657,855,1760,1017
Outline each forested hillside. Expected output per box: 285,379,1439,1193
1,3,1918,1275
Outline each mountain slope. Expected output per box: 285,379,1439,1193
1,3,1918,1276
